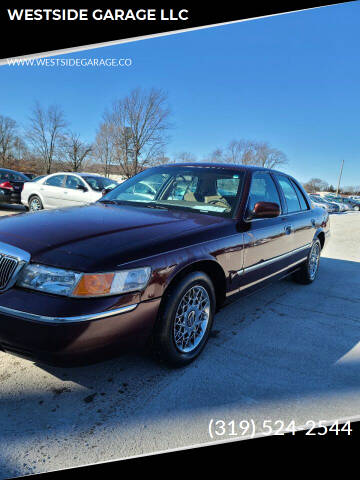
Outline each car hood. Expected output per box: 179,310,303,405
0,203,232,271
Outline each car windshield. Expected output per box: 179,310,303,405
83,176,117,192
99,166,245,217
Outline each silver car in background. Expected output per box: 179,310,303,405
309,195,340,213
21,172,118,211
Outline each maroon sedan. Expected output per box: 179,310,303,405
0,164,329,367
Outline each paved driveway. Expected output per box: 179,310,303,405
0,212,359,478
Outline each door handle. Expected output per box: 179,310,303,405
284,225,293,235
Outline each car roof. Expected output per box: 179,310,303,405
45,172,104,178
76,172,102,177
0,167,28,175
153,162,287,175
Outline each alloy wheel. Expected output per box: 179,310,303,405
173,285,210,353
308,242,320,280
30,198,42,211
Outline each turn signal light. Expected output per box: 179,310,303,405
73,273,114,296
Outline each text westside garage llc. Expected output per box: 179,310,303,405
6,8,190,22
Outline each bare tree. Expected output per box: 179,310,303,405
303,178,329,193
27,102,67,174
208,139,288,169
12,137,28,163
175,151,197,163
208,148,225,163
61,132,92,172
92,121,117,177
104,87,171,178
0,115,18,167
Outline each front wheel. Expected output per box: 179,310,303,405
293,239,321,284
153,271,216,367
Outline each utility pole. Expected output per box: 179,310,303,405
336,159,344,195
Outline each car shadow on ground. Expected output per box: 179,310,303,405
0,204,27,215
1,256,360,477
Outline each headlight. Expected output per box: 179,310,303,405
17,264,81,296
17,264,151,297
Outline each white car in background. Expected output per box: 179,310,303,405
21,172,118,211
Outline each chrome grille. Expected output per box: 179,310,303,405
0,255,19,290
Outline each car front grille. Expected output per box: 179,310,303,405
0,255,19,290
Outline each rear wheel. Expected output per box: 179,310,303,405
354,205,360,211
29,195,43,212
153,271,216,367
293,239,321,284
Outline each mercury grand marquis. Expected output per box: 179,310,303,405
0,163,329,367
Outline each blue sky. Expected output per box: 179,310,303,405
1,2,360,186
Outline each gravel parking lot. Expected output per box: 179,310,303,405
0,209,359,478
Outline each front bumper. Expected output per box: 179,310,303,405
0,292,161,366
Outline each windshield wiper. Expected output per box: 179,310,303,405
144,203,168,210
98,199,118,205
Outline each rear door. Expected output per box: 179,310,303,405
273,174,314,252
41,175,66,207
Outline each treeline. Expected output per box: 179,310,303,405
303,178,360,195
2,86,290,178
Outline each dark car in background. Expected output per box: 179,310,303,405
20,173,37,180
0,164,329,367
0,168,30,205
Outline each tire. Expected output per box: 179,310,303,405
153,271,216,367
29,195,43,212
354,205,360,211
293,239,321,285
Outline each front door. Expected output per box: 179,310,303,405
62,175,90,206
237,171,290,292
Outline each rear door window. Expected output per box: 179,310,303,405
44,175,65,187
291,180,308,210
276,175,301,213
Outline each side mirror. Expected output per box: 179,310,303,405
251,201,280,219
77,184,88,192
102,186,114,196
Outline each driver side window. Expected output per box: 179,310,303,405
65,175,84,190
247,172,281,216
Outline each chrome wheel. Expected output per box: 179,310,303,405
173,285,210,353
308,242,320,280
29,197,42,211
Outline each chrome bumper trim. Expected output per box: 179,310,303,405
0,303,138,324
